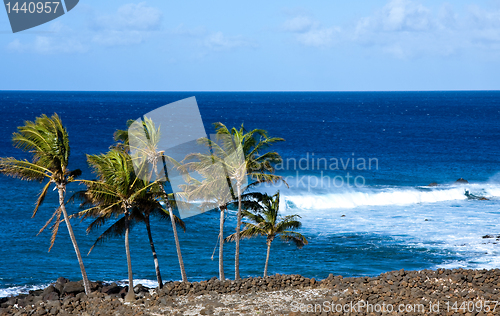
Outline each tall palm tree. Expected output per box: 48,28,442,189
0,114,91,294
213,123,285,280
118,117,188,282
226,191,307,277
179,150,235,281
79,149,155,301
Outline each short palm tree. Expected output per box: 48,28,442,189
79,149,156,301
213,123,285,280
0,114,91,294
73,182,185,289
226,191,307,277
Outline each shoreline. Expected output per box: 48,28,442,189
1,268,499,315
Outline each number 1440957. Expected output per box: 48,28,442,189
5,2,60,14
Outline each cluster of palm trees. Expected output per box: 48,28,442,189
0,113,308,302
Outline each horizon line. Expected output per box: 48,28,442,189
1,89,500,93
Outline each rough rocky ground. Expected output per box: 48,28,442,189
1,268,500,315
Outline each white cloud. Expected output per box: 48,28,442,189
279,1,500,58
92,30,148,46
7,39,23,52
90,2,162,46
204,32,256,51
437,3,457,29
282,16,318,33
92,2,162,31
7,37,87,54
356,0,432,35
282,16,340,47
295,28,340,47
170,24,207,37
466,5,500,45
352,0,446,58
5,2,164,53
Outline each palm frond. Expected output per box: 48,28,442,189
33,181,52,217
88,215,137,254
47,206,63,252
37,205,59,236
0,157,49,182
279,231,308,249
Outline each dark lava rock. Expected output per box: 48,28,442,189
133,284,149,294
56,277,69,285
455,178,469,184
62,281,84,295
118,286,129,298
43,285,58,296
102,282,121,294
42,285,60,301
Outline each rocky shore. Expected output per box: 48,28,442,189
1,268,500,315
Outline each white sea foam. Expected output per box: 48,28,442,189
284,186,476,210
281,183,500,271
0,279,162,298
0,283,51,298
113,279,159,289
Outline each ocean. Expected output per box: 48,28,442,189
1,91,500,297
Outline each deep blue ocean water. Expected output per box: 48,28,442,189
1,91,500,296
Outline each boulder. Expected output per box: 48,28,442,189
0,297,16,308
133,284,148,294
57,277,70,285
428,182,438,187
455,178,469,184
43,285,59,296
118,286,129,299
63,281,85,295
43,292,59,301
90,281,102,292
42,285,60,301
101,283,121,295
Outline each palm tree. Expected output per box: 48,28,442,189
73,182,185,289
226,191,307,277
78,149,156,301
118,117,188,282
213,123,285,280
0,114,91,294
179,150,235,281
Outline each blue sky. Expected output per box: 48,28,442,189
1,0,499,91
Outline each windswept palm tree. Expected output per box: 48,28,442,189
116,117,188,282
78,149,156,301
226,191,307,277
213,123,285,280
0,114,91,294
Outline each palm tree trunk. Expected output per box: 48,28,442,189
235,185,242,280
219,207,225,281
160,156,187,282
144,213,163,289
124,213,135,302
165,197,187,282
264,240,272,277
58,187,91,295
